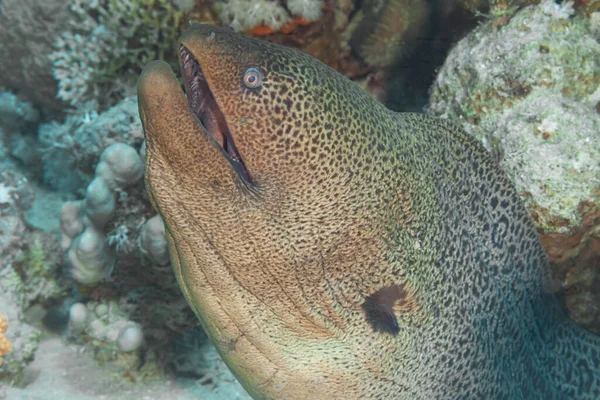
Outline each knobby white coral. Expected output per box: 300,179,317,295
61,143,144,285
138,215,170,265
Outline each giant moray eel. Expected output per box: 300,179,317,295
137,25,600,399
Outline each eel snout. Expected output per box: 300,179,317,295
137,57,252,192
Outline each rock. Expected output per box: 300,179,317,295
0,0,73,115
428,0,600,333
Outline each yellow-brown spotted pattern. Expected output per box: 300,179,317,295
138,25,600,400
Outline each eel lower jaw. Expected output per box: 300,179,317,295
179,45,254,186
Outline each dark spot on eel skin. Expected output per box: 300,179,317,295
362,284,406,335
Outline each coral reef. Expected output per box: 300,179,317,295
138,215,170,266
49,129,201,382
49,106,199,375
574,0,600,14
428,0,600,332
0,168,67,382
0,175,40,380
61,143,144,285
0,172,34,266
0,91,40,141
116,323,144,352
0,0,195,114
67,300,155,379
67,301,141,351
0,314,11,367
0,90,42,177
49,0,192,108
459,0,540,17
39,96,144,194
0,169,66,308
13,234,68,310
216,0,323,33
0,266,41,382
429,0,599,233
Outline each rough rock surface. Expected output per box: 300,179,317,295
0,170,43,381
428,0,600,333
0,0,72,115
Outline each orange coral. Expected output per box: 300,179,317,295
249,16,310,36
0,313,11,367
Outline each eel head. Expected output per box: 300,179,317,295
137,24,393,399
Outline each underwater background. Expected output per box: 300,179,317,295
0,0,598,398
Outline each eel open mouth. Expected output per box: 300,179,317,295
179,45,252,184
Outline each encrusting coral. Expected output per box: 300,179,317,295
429,0,600,235
0,313,11,367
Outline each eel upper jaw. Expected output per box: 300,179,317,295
179,44,254,186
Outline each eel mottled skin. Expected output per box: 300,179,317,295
137,24,600,399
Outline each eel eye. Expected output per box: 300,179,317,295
243,67,262,89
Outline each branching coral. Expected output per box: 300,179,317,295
0,313,11,367
107,225,135,254
50,26,121,107
49,0,190,107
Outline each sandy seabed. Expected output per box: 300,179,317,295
2,336,251,400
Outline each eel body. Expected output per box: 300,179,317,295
137,24,600,399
